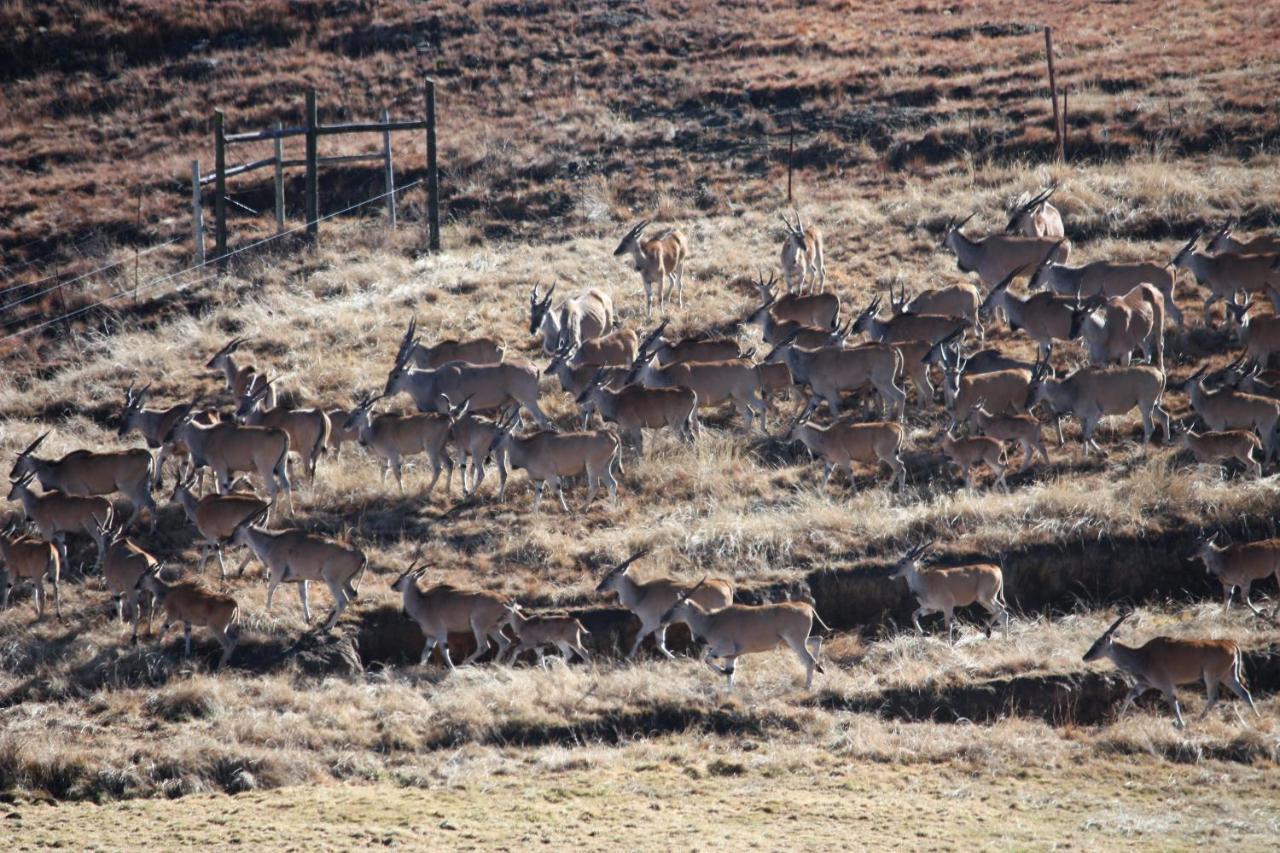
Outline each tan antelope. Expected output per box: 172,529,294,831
971,400,1050,469
1028,248,1183,328
169,474,270,578
528,283,615,353
390,563,511,667
1174,425,1262,478
595,549,733,659
1004,186,1064,238
895,281,981,331
744,292,845,349
544,342,630,400
627,347,767,432
11,432,156,528
1223,295,1280,365
1078,283,1166,370
646,325,743,367
764,333,905,420
235,381,331,484
342,392,460,496
1171,231,1280,325
91,515,156,636
1083,610,1258,728
660,581,828,689
384,348,550,428
577,370,698,455
324,407,361,458
752,270,839,328
614,220,689,318
1185,366,1280,462
395,317,504,369
230,508,367,631
1193,534,1280,620
778,399,906,490
925,331,1035,377
166,408,293,511
778,210,827,294
979,266,1088,360
941,424,1008,490
884,339,937,405
1205,221,1280,257
1027,361,1170,451
205,338,276,407
942,213,1069,288
889,542,1010,640
500,603,592,666
117,383,213,487
6,473,112,568
941,346,1034,428
569,326,639,368
852,287,969,347
135,564,239,669
0,524,61,620
450,410,508,498
489,415,622,511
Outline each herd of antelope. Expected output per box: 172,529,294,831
1,188,1278,728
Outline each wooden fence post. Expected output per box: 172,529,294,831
214,110,227,272
1061,87,1069,162
191,160,205,267
274,121,285,234
425,78,440,252
381,108,396,228
1044,26,1064,163
305,88,319,240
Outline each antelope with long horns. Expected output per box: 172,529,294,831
528,283,615,354
488,413,623,511
10,432,156,529
777,398,906,490
614,220,689,319
205,338,276,408
1004,185,1064,239
890,542,1010,641
234,380,331,484
395,316,504,369
778,210,827,294
752,269,838,328
391,564,511,667
941,213,1070,289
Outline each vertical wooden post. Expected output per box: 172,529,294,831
305,88,319,240
191,160,205,267
1044,26,1064,163
381,107,396,228
786,124,794,204
425,78,440,252
273,121,285,234
1061,87,1069,162
214,110,227,272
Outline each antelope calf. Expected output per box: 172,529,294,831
92,515,157,633
1205,221,1280,257
231,508,368,631
942,213,1069,289
488,415,622,511
661,581,828,689
1171,231,1280,325
1194,534,1280,620
614,220,689,318
1174,426,1262,478
395,317,504,369
1004,186,1064,239
752,271,838,328
170,475,269,578
778,400,906,490
628,348,767,432
391,564,511,667
972,401,1050,469
764,333,905,420
136,565,239,669
979,266,1087,361
577,371,697,456
595,549,733,659
778,210,827,294
7,473,111,569
1027,361,1170,451
1083,610,1257,728
235,382,331,483
528,283,615,353
206,338,276,407
1028,250,1182,328
11,432,156,529
0,525,61,621
501,604,592,666
941,425,1008,490
1186,366,1280,462
343,392,459,496
890,542,1009,641
167,409,293,512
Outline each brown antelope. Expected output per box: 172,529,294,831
778,210,827,294
941,346,1034,428
544,342,630,400
979,266,1088,360
1224,295,1280,365
614,220,689,318
1193,534,1280,620
384,348,549,428
135,564,239,669
117,383,212,487
6,473,111,568
852,288,968,347
11,432,156,528
390,563,511,667
764,333,905,420
646,324,743,367
500,603,592,666
896,282,981,331
971,400,1050,469
450,410,508,498
395,317,504,369
205,338,276,407
941,425,1008,490
752,270,838,328
577,370,698,455
1083,610,1258,728
778,399,906,490
528,283,615,353
324,407,361,458
941,213,1069,288
91,515,156,635
230,508,367,631
885,339,937,405
0,524,61,620
1185,365,1280,461
169,474,269,578
889,542,1010,641
925,331,1034,377
489,414,622,511
660,580,828,689
744,293,845,350
342,392,461,496
1004,186,1064,238
595,549,733,659
166,409,293,511
1028,248,1182,328
1174,425,1262,478
235,382,331,484
1027,361,1170,451
569,327,639,368
1078,283,1166,370
627,348,767,432
1171,231,1280,325
1205,221,1280,257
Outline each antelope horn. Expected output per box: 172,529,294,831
609,548,651,574
674,576,708,606
1103,609,1133,637
19,431,49,457
953,212,976,232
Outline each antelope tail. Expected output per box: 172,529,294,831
315,414,333,462
811,606,833,633
351,555,370,597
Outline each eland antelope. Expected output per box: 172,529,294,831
615,220,689,319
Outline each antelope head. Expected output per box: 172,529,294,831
595,548,651,595
206,337,247,370
395,317,420,367
1170,230,1204,269
1083,609,1133,662
1204,219,1237,254
9,431,50,482
777,396,820,443
614,219,651,257
889,540,935,580
529,283,557,335
1003,185,1056,234
1026,240,1067,290
118,382,153,436
940,212,977,251
390,561,429,593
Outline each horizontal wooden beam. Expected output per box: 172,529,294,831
200,156,275,185
202,152,384,185
315,119,427,136
224,126,307,144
